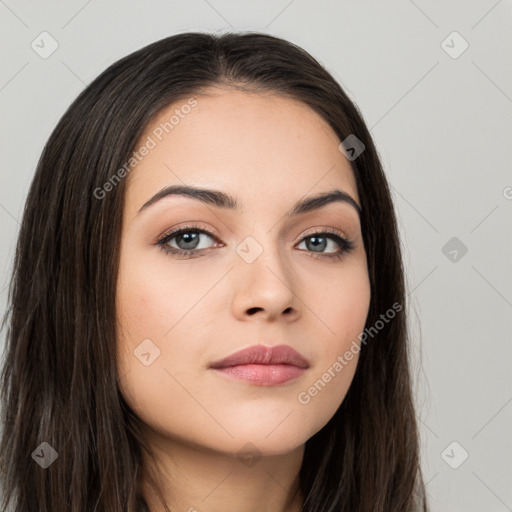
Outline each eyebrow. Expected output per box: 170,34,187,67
137,185,361,218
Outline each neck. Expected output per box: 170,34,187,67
140,431,305,512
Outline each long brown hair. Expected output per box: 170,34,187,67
0,31,429,511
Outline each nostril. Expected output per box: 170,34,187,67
246,307,294,316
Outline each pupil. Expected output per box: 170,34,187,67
178,232,200,250
308,236,326,252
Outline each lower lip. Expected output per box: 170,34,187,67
211,364,307,386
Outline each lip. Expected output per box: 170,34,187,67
209,344,310,386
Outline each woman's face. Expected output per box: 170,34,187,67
116,87,371,456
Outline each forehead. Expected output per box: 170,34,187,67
126,87,359,212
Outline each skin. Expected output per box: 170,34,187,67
116,86,371,512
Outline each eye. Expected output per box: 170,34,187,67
156,223,220,259
295,228,355,260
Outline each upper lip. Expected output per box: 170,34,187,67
209,344,310,369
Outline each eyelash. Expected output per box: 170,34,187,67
155,223,355,261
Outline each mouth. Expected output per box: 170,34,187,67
209,344,310,386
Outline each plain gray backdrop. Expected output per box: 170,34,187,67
1,1,511,511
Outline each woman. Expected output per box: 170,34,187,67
0,31,429,511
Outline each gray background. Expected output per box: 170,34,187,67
1,1,511,510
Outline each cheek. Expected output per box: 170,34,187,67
115,253,219,412
116,253,215,344
295,262,370,423
115,259,213,438
314,261,371,355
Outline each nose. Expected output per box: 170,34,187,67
230,244,301,323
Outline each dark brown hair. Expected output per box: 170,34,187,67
0,31,429,511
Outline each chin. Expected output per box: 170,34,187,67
204,419,319,457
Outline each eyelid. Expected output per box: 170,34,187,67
154,222,222,245
298,225,349,241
